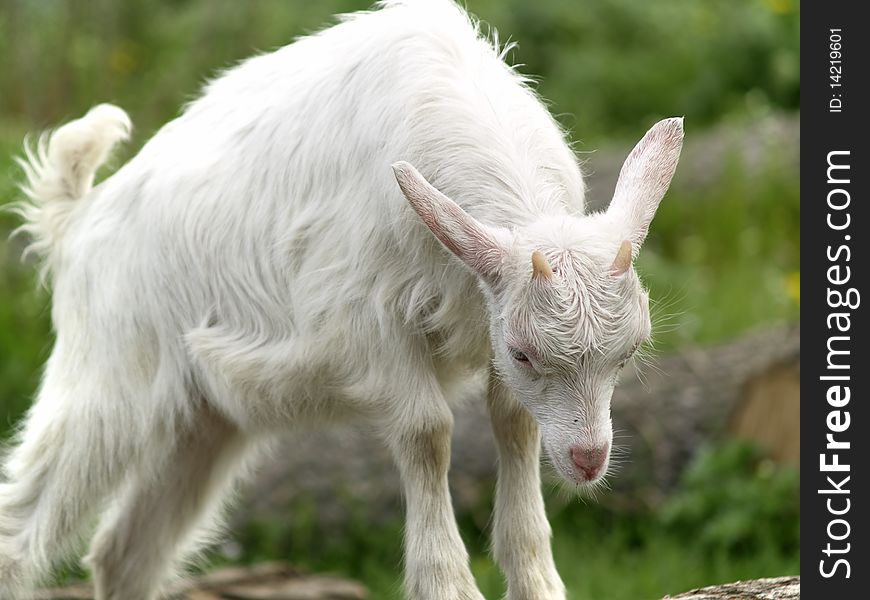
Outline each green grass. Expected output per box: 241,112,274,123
329,516,799,600
275,520,798,600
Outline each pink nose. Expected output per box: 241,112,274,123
570,443,609,480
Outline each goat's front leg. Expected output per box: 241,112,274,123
386,399,484,600
488,373,566,600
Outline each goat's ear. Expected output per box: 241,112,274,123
392,161,510,282
606,118,684,251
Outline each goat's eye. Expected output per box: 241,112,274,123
509,348,530,364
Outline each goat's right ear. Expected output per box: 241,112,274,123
606,117,684,252
392,161,510,283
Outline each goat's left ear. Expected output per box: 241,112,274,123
606,117,684,251
392,161,510,283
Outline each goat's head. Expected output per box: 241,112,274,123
392,117,684,486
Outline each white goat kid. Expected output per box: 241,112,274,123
0,1,683,598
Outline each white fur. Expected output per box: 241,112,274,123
10,103,132,285
1,1,683,598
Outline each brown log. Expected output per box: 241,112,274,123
34,563,368,600
38,570,797,600
662,576,800,600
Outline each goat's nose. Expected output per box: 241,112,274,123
570,443,609,480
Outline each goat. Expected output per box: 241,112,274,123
0,1,683,598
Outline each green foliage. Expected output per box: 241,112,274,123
477,0,800,142
1,0,799,146
661,440,800,555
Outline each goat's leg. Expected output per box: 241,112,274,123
0,364,140,597
86,405,250,600
385,393,484,600
487,374,566,600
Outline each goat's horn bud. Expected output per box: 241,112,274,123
531,251,553,281
610,240,633,275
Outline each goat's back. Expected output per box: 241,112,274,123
52,0,585,398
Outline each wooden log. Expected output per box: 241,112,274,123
37,570,797,600
662,576,800,599
34,563,369,600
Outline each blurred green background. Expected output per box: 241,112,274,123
0,0,799,598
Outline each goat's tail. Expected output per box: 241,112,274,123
9,104,131,282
